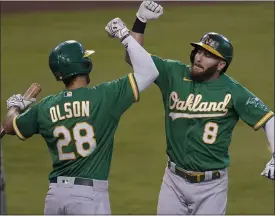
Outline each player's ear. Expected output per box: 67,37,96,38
217,60,226,73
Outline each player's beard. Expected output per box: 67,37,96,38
190,63,219,82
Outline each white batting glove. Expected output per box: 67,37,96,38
6,94,36,111
105,17,130,42
136,1,163,23
261,154,275,180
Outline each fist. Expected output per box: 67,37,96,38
261,155,274,180
105,17,130,41
6,94,36,111
136,1,163,23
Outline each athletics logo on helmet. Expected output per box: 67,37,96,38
201,35,219,49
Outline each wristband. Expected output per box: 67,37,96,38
132,17,147,34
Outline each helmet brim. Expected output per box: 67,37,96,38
190,42,224,60
84,50,95,57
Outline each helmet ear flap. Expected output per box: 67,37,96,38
50,53,69,81
49,61,63,81
49,61,59,73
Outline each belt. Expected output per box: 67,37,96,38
168,160,221,183
50,177,94,187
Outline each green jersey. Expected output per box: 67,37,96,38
152,55,274,171
13,74,139,180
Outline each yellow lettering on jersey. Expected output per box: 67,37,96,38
81,101,90,117
210,102,218,111
191,94,203,112
56,105,65,121
184,94,195,111
50,101,90,123
207,102,217,112
176,100,185,110
169,92,180,109
73,101,81,117
64,102,73,118
198,102,209,111
218,94,231,112
50,107,58,123
168,91,232,120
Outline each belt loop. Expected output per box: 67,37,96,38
169,160,176,174
205,171,212,181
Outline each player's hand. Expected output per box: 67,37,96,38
261,154,274,180
6,94,36,111
105,17,130,42
136,1,163,23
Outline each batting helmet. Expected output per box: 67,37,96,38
190,32,233,73
49,40,95,81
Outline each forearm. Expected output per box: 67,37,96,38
131,32,144,46
122,35,159,92
263,116,274,153
125,18,146,65
3,108,20,135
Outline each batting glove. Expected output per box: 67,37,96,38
105,17,130,42
6,94,36,111
261,153,275,180
136,1,163,23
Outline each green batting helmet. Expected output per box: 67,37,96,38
190,32,233,72
49,40,95,81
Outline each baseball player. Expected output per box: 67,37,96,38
125,1,275,214
3,17,159,214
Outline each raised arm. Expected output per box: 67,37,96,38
105,17,159,93
125,1,163,66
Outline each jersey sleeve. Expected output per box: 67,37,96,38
103,73,139,119
232,84,274,130
151,55,179,93
13,104,39,140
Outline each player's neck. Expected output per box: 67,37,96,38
65,76,89,90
